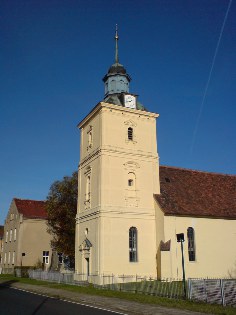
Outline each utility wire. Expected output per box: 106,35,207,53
190,0,233,155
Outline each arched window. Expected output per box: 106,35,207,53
128,127,133,141
187,227,196,261
128,172,136,189
129,227,137,262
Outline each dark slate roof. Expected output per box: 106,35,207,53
0,225,4,238
155,166,236,219
14,198,47,219
108,63,127,75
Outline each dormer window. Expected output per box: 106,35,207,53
128,127,133,141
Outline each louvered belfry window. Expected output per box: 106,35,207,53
128,127,133,141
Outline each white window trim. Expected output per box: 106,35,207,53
43,251,50,264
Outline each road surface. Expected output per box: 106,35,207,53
0,286,125,315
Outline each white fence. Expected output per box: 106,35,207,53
28,271,236,307
188,279,236,307
28,270,74,285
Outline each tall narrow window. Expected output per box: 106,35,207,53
86,176,91,202
5,231,8,243
12,251,15,265
10,230,12,242
8,251,11,264
43,251,49,264
14,228,16,241
129,227,138,262
88,131,92,147
187,227,196,261
128,127,133,141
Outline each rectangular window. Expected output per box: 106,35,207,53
58,253,63,264
8,251,11,264
10,230,12,242
5,231,8,243
14,228,17,241
4,253,6,264
43,251,49,264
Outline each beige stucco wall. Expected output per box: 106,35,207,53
75,102,160,277
154,202,236,279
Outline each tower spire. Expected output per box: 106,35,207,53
115,24,119,64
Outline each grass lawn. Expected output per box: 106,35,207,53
0,274,235,315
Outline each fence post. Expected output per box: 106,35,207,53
220,279,225,306
204,279,207,303
188,279,191,300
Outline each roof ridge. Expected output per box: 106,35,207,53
14,198,45,203
160,165,236,177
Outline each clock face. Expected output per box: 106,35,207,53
124,94,136,109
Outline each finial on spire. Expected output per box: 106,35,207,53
115,24,119,64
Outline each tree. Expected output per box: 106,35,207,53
46,171,78,267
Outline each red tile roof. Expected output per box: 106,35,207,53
14,198,47,219
155,166,236,219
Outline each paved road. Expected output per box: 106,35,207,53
0,286,124,315
0,280,211,315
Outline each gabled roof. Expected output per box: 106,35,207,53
0,225,4,238
14,198,47,219
155,166,236,219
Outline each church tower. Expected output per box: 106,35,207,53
75,27,160,281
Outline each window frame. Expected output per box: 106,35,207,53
187,227,196,262
43,251,50,264
129,227,138,262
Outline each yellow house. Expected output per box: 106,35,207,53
1,198,52,274
75,28,236,281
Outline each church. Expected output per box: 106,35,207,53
74,28,236,282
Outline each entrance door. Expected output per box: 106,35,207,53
85,258,89,278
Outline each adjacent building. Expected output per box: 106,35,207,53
1,198,52,274
75,28,236,281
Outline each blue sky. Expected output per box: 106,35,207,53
0,0,235,225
